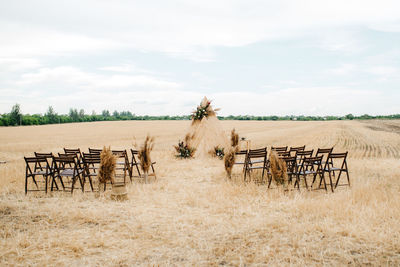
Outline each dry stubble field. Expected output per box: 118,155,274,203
0,120,400,266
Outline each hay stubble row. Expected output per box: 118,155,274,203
1,120,400,265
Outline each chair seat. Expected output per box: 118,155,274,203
32,169,53,175
60,168,84,176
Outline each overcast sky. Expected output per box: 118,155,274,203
1,0,400,116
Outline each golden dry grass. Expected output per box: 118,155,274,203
1,120,400,266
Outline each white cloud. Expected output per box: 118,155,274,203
326,64,357,75
17,66,181,90
0,58,41,71
1,0,400,60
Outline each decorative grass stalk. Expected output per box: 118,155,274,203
138,135,155,183
231,129,239,147
97,146,116,191
224,146,238,179
269,151,288,186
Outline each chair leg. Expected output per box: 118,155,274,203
328,171,334,192
25,176,28,195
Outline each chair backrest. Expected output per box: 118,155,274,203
296,149,314,165
235,149,248,155
271,146,288,152
52,155,80,173
325,152,348,170
289,145,305,152
33,152,53,171
280,156,297,173
299,155,323,172
316,147,333,162
247,150,267,164
289,145,305,156
82,152,101,163
24,156,51,175
277,151,291,157
88,148,102,154
249,147,267,153
64,148,82,161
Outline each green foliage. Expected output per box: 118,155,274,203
1,103,400,127
213,146,225,159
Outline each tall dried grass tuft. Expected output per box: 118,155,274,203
224,146,238,179
231,129,239,147
138,135,155,183
269,151,288,186
98,146,116,184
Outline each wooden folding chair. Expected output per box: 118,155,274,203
295,155,324,191
271,146,288,152
243,150,268,183
52,154,85,193
24,156,53,194
130,149,157,180
323,152,350,192
112,150,132,184
81,152,100,192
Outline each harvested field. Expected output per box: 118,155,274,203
1,120,400,266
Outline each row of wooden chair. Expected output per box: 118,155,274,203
24,148,156,194
235,145,350,192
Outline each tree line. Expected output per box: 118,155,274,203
1,104,400,126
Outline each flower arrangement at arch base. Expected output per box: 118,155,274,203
174,134,196,159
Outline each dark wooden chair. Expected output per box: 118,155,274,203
112,150,132,184
52,154,85,193
82,152,101,192
295,155,324,191
130,149,157,180
24,156,53,194
323,152,350,192
271,146,288,152
244,150,268,183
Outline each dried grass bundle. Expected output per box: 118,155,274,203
224,146,238,179
269,151,288,185
98,146,116,184
231,129,239,147
138,135,155,173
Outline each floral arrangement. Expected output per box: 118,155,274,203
213,146,225,159
191,101,213,121
174,135,196,158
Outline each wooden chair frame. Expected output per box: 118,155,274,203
24,156,53,194
52,155,84,193
295,155,324,191
244,150,268,183
323,152,350,192
130,149,157,181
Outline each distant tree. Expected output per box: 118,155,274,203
45,106,59,124
102,110,110,118
79,109,85,118
345,114,354,120
10,103,22,126
69,108,79,121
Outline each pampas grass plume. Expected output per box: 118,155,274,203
98,146,116,184
231,129,239,147
269,150,288,185
139,135,155,173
